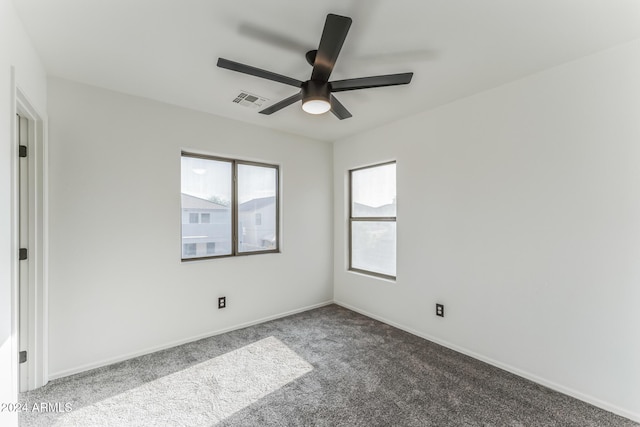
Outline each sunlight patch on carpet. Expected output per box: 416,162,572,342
58,336,313,426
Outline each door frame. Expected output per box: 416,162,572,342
11,68,48,392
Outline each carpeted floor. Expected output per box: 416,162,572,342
20,304,637,426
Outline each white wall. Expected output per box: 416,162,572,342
46,78,333,377
334,39,640,421
0,0,47,425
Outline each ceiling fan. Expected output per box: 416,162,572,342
217,13,413,120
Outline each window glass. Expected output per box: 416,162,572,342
181,156,232,258
351,163,396,217
351,221,396,277
237,163,278,253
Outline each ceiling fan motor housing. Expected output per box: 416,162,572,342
302,80,330,104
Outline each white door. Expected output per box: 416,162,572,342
17,113,29,392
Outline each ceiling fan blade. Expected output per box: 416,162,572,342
330,72,413,92
259,92,303,115
238,22,312,54
217,58,303,88
311,14,352,82
330,94,352,120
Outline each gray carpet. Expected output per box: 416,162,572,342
20,304,637,426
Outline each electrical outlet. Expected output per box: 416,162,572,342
436,303,444,317
218,296,226,309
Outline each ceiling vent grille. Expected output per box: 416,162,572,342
233,91,268,109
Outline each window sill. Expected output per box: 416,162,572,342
348,268,396,283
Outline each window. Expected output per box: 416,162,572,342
349,162,396,279
183,243,197,257
181,152,279,260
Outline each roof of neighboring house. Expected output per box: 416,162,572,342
239,196,275,212
181,193,229,210
353,202,396,217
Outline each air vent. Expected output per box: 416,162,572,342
232,91,268,109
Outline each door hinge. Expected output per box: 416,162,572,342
19,351,27,364
19,145,27,158
19,248,28,260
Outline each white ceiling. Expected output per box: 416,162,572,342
13,0,640,142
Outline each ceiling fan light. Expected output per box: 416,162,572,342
302,98,331,115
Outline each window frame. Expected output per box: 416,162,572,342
181,151,280,261
348,161,397,280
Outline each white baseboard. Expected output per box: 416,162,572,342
48,300,333,381
334,300,640,424
47,299,639,423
